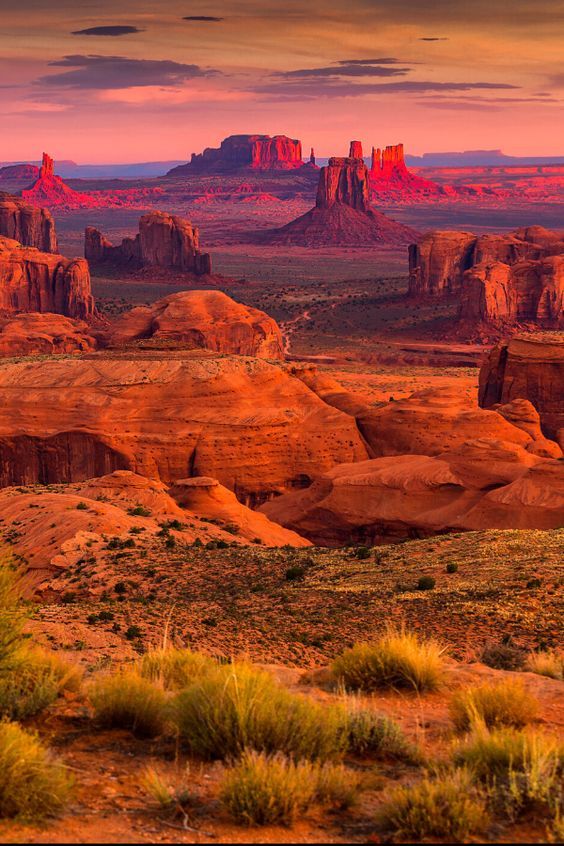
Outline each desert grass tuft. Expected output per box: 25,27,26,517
450,679,539,732
90,671,168,738
333,628,446,693
377,768,488,841
139,647,217,690
173,661,345,761
0,720,73,820
526,650,563,681
0,647,81,720
139,765,192,816
343,700,420,762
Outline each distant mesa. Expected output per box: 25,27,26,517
0,164,40,182
369,142,449,200
101,290,284,360
0,193,57,252
0,236,95,320
85,211,212,276
167,134,305,175
409,226,564,333
256,141,418,246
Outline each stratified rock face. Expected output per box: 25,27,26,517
479,333,564,442
22,153,98,210
349,140,364,159
408,231,478,297
258,156,419,247
0,313,96,357
0,354,369,501
103,290,284,359
85,212,212,275
0,164,40,182
168,135,304,175
371,144,407,178
369,143,445,200
261,440,564,546
0,194,58,252
0,236,95,320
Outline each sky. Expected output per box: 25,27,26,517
1,0,563,163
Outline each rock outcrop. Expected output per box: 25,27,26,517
0,194,57,252
22,153,99,210
257,152,418,247
261,439,564,546
102,290,284,359
0,353,369,501
479,333,564,444
0,236,95,319
167,134,304,175
0,164,40,182
0,313,97,357
369,143,447,200
85,212,212,275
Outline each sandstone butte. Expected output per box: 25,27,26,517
0,353,369,503
369,142,449,200
167,134,305,176
0,470,308,588
260,438,564,546
0,192,57,252
257,142,419,246
0,236,95,320
0,313,97,356
479,333,564,446
21,152,100,209
0,163,40,182
101,290,284,359
85,211,212,275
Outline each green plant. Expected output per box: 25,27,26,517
125,625,143,641
526,650,563,681
90,672,168,738
354,546,371,560
378,769,488,841
315,761,360,809
75,501,89,511
0,647,81,720
344,703,419,762
285,565,305,581
450,679,539,732
173,662,345,761
0,721,73,820
139,766,192,816
446,562,458,574
333,629,446,693
139,647,216,690
417,575,435,591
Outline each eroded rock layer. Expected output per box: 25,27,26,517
168,134,304,175
0,193,57,252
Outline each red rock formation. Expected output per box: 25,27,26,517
349,140,364,159
102,290,284,359
22,153,100,210
369,142,446,200
0,194,57,252
85,212,212,275
0,236,95,320
0,164,40,182
408,231,477,296
479,333,564,443
0,353,369,500
371,144,407,178
309,147,316,165
258,156,418,246
168,134,304,175
0,313,96,357
261,439,564,546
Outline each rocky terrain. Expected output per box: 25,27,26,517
0,312,97,356
168,134,306,176
0,192,58,251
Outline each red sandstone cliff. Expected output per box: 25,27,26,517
22,153,99,210
0,236,95,320
0,194,58,252
369,143,446,200
85,212,212,275
167,134,304,175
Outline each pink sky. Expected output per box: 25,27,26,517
1,0,563,163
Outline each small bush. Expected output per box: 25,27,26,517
481,638,525,671
90,672,168,738
173,662,345,761
354,546,371,559
315,761,360,809
453,726,563,819
0,721,73,820
333,629,446,693
139,647,216,690
75,501,89,511
125,625,143,641
378,769,487,841
344,705,419,762
0,648,81,720
526,651,563,681
417,576,435,591
450,679,539,732
446,562,458,574
285,565,305,581
140,766,191,815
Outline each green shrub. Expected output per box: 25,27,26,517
481,639,525,671
315,761,360,809
0,557,26,667
90,671,168,738
0,721,73,820
173,662,345,761
344,704,419,762
450,679,539,732
285,565,305,581
378,769,487,841
139,766,191,815
333,629,446,693
446,562,458,574
417,576,436,591
139,647,216,690
354,546,371,560
0,648,81,720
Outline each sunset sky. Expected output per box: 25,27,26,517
1,0,563,163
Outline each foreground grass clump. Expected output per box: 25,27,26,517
139,647,217,690
333,629,446,693
220,750,359,826
453,725,563,819
378,769,488,841
0,721,73,820
0,647,81,720
91,671,168,738
526,650,563,681
173,662,345,761
140,766,192,816
344,702,420,762
450,679,539,732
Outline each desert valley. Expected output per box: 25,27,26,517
0,4,563,844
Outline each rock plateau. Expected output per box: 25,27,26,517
168,134,304,175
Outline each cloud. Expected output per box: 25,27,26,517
36,55,216,90
71,26,143,37
335,58,404,65
277,63,411,78
419,37,449,41
182,16,224,22
255,78,520,100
